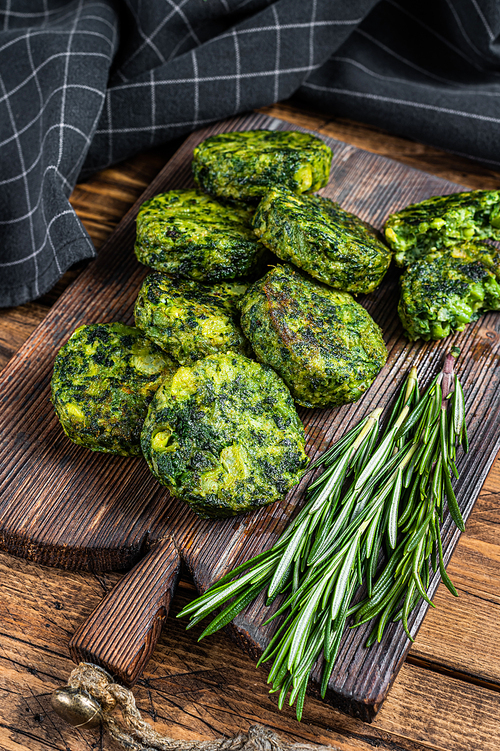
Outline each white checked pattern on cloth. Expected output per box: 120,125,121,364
0,0,356,306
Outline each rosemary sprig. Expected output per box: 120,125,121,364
177,349,467,720
354,349,466,642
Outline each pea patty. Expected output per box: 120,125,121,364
141,352,308,518
135,189,266,282
134,273,250,365
51,323,177,456
240,265,387,408
399,242,500,340
252,187,391,294
384,189,500,267
192,129,332,201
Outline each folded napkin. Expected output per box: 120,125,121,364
1,0,498,307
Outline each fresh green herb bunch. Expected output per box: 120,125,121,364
178,349,467,720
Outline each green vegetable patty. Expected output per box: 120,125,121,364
134,273,250,365
135,189,266,282
399,242,500,341
240,265,387,408
252,187,391,294
141,352,308,518
384,189,500,267
192,129,332,201
51,323,177,456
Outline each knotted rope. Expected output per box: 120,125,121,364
65,663,340,751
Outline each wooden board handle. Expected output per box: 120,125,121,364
69,537,180,686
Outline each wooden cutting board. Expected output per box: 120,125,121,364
1,112,499,722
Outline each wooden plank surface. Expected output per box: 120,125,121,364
1,104,500,750
1,550,499,751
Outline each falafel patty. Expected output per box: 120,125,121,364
51,323,177,456
192,130,332,201
135,189,266,282
240,265,387,408
141,352,308,518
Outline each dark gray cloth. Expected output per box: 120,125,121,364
1,0,499,307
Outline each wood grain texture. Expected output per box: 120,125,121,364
69,538,180,685
1,112,500,721
1,550,500,751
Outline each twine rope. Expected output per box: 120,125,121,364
67,663,340,751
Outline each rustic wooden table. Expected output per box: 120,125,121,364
1,104,499,751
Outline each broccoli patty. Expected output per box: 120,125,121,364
240,265,387,408
384,189,500,267
399,242,500,341
135,189,266,282
141,352,308,518
51,323,177,456
192,130,332,201
134,273,250,365
252,187,391,294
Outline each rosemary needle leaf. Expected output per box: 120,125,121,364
453,376,465,437
442,458,465,532
461,419,469,453
277,675,293,709
267,517,309,601
198,587,261,639
329,533,362,622
412,559,435,608
295,681,308,722
402,579,417,640
433,514,458,592
418,421,440,475
440,408,449,466
376,583,407,642
387,467,403,548
308,421,364,470
396,384,433,440
354,425,399,492
365,627,378,649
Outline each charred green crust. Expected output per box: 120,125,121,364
135,189,266,282
384,189,500,267
399,242,500,341
192,130,332,200
134,273,250,365
240,265,387,408
252,187,391,294
51,323,177,456
141,352,308,519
